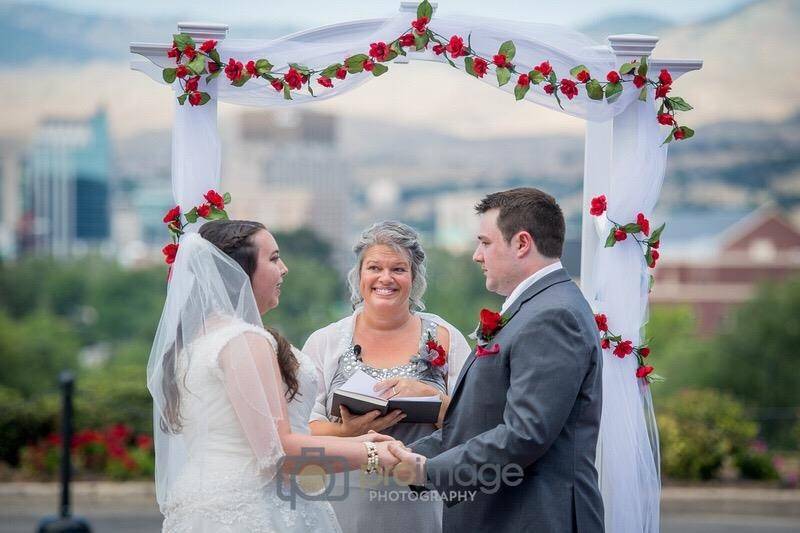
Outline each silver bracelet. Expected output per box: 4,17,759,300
362,441,380,475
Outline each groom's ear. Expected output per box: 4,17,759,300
514,231,535,258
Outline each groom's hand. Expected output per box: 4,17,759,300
388,442,426,485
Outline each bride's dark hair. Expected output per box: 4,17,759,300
161,220,299,433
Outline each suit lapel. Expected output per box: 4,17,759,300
447,268,573,403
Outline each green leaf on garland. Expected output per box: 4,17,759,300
414,32,429,51
390,40,407,57
346,54,368,73
647,373,665,384
649,223,665,244
604,228,618,248
223,192,232,204
645,248,654,268
648,274,655,292
569,64,589,78
177,93,188,105
586,79,603,100
662,127,677,145
668,97,693,111
198,92,211,106
283,83,292,100
529,70,544,85
371,63,389,77
637,56,648,77
623,223,642,233
162,68,177,83
548,71,557,85
383,50,398,63
604,81,623,101
464,56,477,77
498,40,516,61
205,70,220,83
678,126,695,139
184,207,198,223
639,87,648,101
418,0,433,20
619,62,636,75
187,55,206,75
208,206,228,221
514,83,530,101
256,59,273,75
320,63,343,78
208,49,221,64
231,73,251,87
173,33,195,50
496,67,511,87
289,63,311,75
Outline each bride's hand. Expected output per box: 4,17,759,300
374,377,438,399
351,430,396,443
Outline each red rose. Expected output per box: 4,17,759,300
517,73,530,87
658,69,672,86
399,33,416,47
472,57,488,77
224,58,244,82
176,65,189,78
167,46,179,59
633,75,646,88
636,213,650,236
601,338,611,349
639,346,650,358
673,128,686,140
200,39,217,53
162,243,179,264
614,229,627,242
335,67,348,80
543,83,555,95
636,365,654,378
560,79,579,100
196,203,211,218
208,61,220,73
411,16,429,34
589,194,607,216
188,91,202,106
655,84,671,99
606,70,620,83
534,61,552,76
271,79,284,92
651,240,660,249
576,70,590,83
649,249,660,267
493,54,508,68
204,190,225,210
245,60,258,77
479,308,503,337
657,113,675,126
430,44,443,55
426,340,447,367
136,434,153,450
613,340,633,358
317,76,333,88
185,76,200,92
369,41,390,62
445,35,466,58
284,67,303,89
594,313,608,332
362,59,375,72
163,206,181,224
183,45,196,60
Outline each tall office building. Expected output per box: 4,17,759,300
20,110,111,256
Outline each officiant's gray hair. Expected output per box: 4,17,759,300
347,221,427,311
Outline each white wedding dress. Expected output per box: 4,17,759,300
161,321,341,533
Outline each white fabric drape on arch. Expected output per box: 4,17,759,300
166,7,665,532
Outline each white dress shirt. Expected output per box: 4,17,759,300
500,261,564,315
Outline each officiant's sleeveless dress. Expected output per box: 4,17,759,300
325,317,447,533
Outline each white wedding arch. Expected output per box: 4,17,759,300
130,3,702,531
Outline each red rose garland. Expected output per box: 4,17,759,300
161,189,232,265
595,313,662,384
589,194,664,291
161,1,694,142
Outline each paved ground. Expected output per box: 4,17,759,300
2,483,799,532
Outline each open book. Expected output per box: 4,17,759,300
331,370,442,424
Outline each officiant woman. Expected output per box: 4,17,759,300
303,221,470,533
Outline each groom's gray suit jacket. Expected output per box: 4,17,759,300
411,268,604,533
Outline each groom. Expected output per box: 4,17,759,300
390,188,604,532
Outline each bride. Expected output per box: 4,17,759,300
147,220,397,532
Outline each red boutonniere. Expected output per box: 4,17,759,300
470,308,507,346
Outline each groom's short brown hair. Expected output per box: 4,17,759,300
475,188,565,258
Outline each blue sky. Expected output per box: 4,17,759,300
16,0,753,27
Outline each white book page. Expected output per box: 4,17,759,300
339,369,380,397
